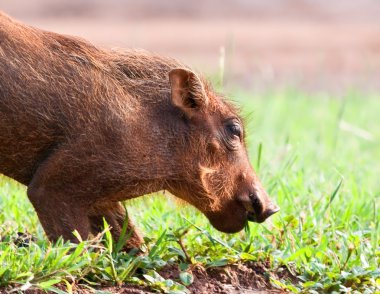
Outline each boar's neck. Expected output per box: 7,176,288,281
109,50,189,184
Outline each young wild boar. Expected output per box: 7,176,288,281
0,12,279,249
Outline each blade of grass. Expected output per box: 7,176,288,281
324,178,343,214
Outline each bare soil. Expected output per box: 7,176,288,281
160,261,295,293
95,261,295,293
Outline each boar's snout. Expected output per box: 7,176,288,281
238,187,280,224
247,197,280,223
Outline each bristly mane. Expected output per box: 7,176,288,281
111,49,186,82
108,49,188,99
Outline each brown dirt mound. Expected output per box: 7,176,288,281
159,261,296,293
4,261,297,293
21,285,153,294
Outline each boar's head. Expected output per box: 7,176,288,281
165,68,279,233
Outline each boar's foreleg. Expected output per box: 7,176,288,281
26,148,95,243
27,181,92,243
26,145,144,249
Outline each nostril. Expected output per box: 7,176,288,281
249,192,263,215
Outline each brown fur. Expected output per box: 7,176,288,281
0,12,279,248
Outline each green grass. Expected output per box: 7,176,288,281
0,89,379,293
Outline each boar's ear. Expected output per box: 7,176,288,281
169,68,208,116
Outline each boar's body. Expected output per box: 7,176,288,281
0,13,171,185
0,12,278,247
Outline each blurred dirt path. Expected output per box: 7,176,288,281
2,0,380,90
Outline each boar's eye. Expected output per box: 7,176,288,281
226,121,242,140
